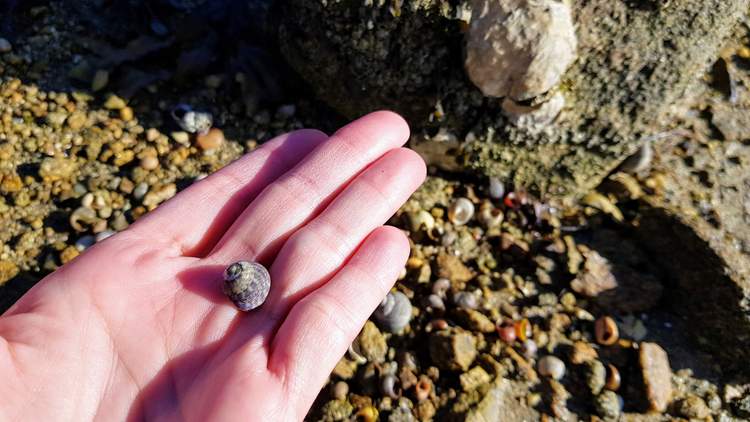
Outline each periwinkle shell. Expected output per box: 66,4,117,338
222,261,271,311
374,291,412,333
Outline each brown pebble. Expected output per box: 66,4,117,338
331,381,349,400
140,155,159,170
570,341,599,365
196,128,225,151
639,342,672,412
120,106,134,122
595,316,619,346
497,323,517,343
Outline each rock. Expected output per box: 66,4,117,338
465,379,508,422
196,128,225,151
119,107,134,122
321,399,353,421
46,111,68,127
429,328,477,371
356,321,387,363
0,260,19,285
67,111,87,130
437,252,474,285
459,366,492,391
711,102,750,142
171,131,190,145
675,395,711,420
104,94,127,110
594,391,622,420
465,0,577,100
570,250,617,297
639,342,672,412
454,308,495,333
278,0,748,203
387,406,416,422
585,360,606,396
39,156,78,182
142,183,177,207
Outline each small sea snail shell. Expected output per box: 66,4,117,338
374,291,412,333
381,374,402,399
222,261,271,311
448,197,475,226
594,316,619,346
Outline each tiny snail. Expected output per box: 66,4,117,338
222,261,271,311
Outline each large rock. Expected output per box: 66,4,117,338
277,0,748,202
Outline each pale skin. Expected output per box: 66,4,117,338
0,111,426,421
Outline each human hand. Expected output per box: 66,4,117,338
0,111,425,421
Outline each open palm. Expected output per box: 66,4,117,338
0,112,425,421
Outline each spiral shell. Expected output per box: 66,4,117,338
222,261,271,311
448,197,475,226
374,291,412,333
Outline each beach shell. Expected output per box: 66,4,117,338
171,103,213,134
374,291,412,333
222,261,271,311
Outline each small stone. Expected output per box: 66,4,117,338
675,395,711,419
67,111,87,130
452,291,479,310
437,252,474,284
455,309,495,333
460,366,492,391
357,321,387,363
119,106,134,122
142,183,176,207
140,155,159,170
196,128,225,151
488,177,504,199
60,246,80,264
594,391,622,420
46,111,68,127
538,355,565,380
91,70,109,92
0,38,12,53
429,328,477,371
332,381,349,400
321,399,353,421
171,131,190,145
0,260,19,285
104,94,127,110
639,342,673,412
585,360,607,396
133,182,149,200
570,250,617,297
570,341,598,365
146,128,161,142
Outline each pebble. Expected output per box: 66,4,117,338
331,381,349,400
459,366,491,391
538,355,566,380
133,182,149,200
585,360,607,395
594,391,622,420
142,183,177,207
104,95,127,110
357,321,387,363
639,342,673,412
437,252,474,284
431,278,451,297
140,155,159,170
455,308,495,333
196,127,225,151
0,38,11,53
453,291,479,310
119,106,134,122
428,328,477,371
0,260,19,284
426,294,445,311
675,395,711,419
570,250,617,297
171,131,190,145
